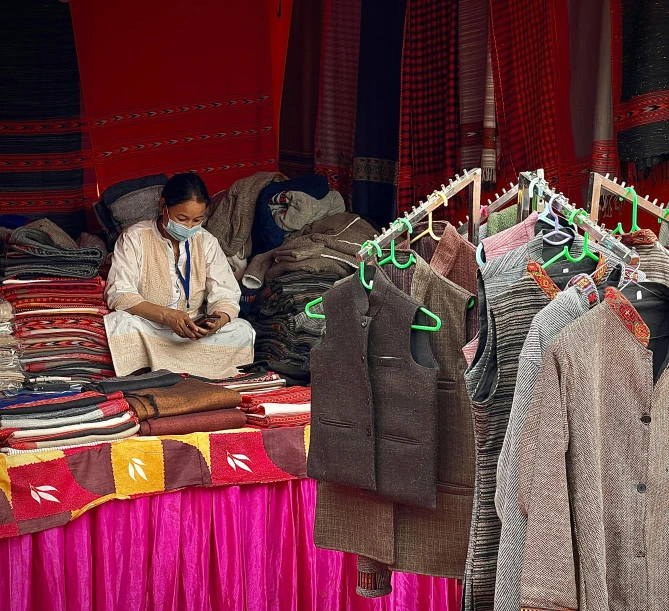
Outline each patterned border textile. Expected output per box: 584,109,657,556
313,0,363,205
620,229,658,246
0,2,95,234
604,287,650,347
353,158,399,185
0,426,309,539
566,274,599,305
526,261,560,301
69,0,277,195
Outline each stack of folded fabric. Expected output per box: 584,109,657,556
244,271,332,369
124,378,247,436
213,369,286,392
0,298,24,392
0,391,139,451
0,219,104,280
1,276,115,383
241,213,375,376
239,386,311,428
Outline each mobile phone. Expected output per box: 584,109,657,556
193,313,221,328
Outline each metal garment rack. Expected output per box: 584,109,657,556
586,172,667,224
456,182,519,236
518,171,640,266
357,168,483,262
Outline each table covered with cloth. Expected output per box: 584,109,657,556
0,426,309,538
0,426,462,610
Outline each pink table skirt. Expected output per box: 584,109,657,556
0,479,461,611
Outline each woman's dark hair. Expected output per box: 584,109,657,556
161,173,211,208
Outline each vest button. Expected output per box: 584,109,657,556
366,428,372,437
641,415,651,424
361,320,368,327
637,483,647,494
361,355,365,362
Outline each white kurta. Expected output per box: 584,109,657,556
104,220,254,378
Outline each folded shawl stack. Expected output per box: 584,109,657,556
124,378,246,437
1,276,115,382
0,390,138,451
0,220,104,280
0,298,24,392
239,385,311,428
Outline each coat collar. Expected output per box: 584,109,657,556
603,287,651,348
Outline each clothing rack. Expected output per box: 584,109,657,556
587,172,668,224
357,168,482,262
457,182,519,236
518,171,640,266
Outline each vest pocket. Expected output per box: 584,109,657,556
318,417,355,429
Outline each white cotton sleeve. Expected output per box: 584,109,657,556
202,231,241,319
105,231,145,311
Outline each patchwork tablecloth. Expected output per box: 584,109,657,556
0,425,309,538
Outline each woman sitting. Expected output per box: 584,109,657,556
104,173,255,378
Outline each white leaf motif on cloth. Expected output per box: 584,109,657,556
128,458,148,482
30,484,60,504
227,451,252,473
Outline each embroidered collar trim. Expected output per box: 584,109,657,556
604,287,651,348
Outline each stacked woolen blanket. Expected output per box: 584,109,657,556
0,220,104,280
0,390,138,451
1,276,115,382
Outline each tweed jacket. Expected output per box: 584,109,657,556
308,266,439,508
314,254,476,580
519,287,669,611
462,256,618,611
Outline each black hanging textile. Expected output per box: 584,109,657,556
0,1,94,237
614,0,669,170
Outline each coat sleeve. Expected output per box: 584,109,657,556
517,343,578,611
203,231,241,319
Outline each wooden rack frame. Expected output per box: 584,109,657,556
586,172,667,224
518,171,640,265
357,168,482,262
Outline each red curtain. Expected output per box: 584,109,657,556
69,0,278,195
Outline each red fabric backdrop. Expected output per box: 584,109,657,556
69,0,278,195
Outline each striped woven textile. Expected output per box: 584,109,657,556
313,0,362,205
0,1,95,236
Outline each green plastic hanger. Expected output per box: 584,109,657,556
303,239,381,319
611,186,640,234
542,209,598,269
304,234,442,332
658,208,669,225
378,219,416,269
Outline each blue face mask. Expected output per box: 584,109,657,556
163,215,202,242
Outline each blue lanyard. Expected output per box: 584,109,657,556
174,240,191,308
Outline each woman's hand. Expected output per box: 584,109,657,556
161,308,207,340
202,312,231,336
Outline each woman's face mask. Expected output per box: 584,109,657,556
161,201,205,241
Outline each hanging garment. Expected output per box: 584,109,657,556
612,0,669,170
397,0,459,220
314,254,475,582
308,267,439,508
69,0,277,195
518,287,669,611
351,0,407,227
313,0,363,204
480,212,539,262
493,275,603,611
463,256,616,611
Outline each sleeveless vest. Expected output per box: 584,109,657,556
138,223,207,316
308,267,439,509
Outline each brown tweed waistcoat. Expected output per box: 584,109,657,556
314,254,476,579
308,267,439,509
